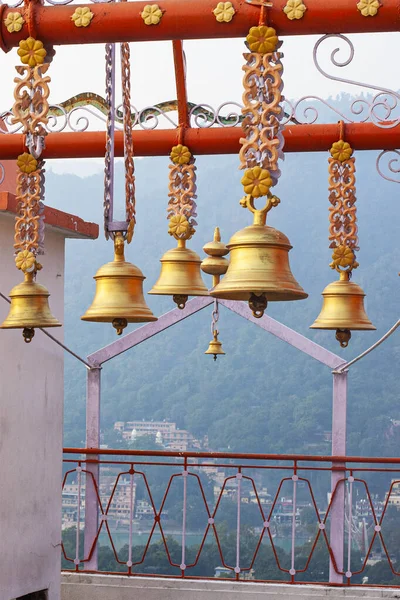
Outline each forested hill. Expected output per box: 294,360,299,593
45,131,399,456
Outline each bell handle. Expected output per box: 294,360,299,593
240,193,280,225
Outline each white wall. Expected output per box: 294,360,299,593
0,214,65,600
61,574,400,600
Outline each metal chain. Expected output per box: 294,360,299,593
211,299,219,335
121,42,136,236
103,43,115,241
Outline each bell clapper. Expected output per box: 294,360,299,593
173,294,188,310
22,327,35,343
336,329,351,348
249,293,268,319
112,318,128,336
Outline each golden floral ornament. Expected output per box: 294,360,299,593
213,1,235,23
330,245,359,271
141,4,163,25
246,26,278,54
17,152,38,174
71,7,94,27
357,0,381,16
241,167,273,197
15,250,36,273
330,140,354,162
170,144,192,165
4,11,25,33
168,214,191,238
283,0,307,20
17,37,46,68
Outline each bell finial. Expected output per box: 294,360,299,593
201,227,229,289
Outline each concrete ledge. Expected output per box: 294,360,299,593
61,573,400,600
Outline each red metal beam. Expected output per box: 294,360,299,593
0,123,398,159
1,0,400,51
63,446,400,464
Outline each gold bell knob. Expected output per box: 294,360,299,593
310,271,375,348
149,239,208,309
205,329,225,361
0,271,61,342
201,227,229,288
210,223,307,318
81,233,157,335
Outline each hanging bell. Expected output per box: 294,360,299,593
149,239,208,309
310,271,375,347
1,271,61,343
81,233,157,335
210,223,307,318
205,329,225,361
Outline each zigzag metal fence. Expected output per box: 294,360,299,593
62,448,400,587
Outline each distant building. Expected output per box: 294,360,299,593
114,420,202,451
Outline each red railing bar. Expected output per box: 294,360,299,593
63,447,400,464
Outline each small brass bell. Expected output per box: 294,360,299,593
81,232,157,335
201,227,229,288
1,271,61,343
211,223,307,318
310,271,375,347
149,239,208,309
205,330,225,361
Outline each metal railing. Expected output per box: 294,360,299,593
62,448,400,587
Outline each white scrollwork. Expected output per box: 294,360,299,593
189,102,242,128
376,150,400,184
312,34,400,129
0,162,5,186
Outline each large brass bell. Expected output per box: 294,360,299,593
210,223,307,318
149,239,208,309
310,271,375,347
1,271,61,343
81,232,157,335
205,329,225,361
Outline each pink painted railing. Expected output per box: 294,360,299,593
62,448,400,587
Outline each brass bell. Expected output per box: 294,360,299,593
210,223,307,318
201,227,229,288
81,233,157,335
205,329,225,361
149,239,208,309
1,271,61,343
310,271,375,347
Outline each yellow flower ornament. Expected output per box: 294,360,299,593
330,140,354,162
15,250,36,273
357,0,380,16
71,7,94,27
4,11,25,33
330,245,358,271
170,144,192,165
17,38,46,67
241,167,273,197
246,26,278,54
17,153,38,174
213,1,235,23
168,214,191,238
283,0,307,20
141,4,163,25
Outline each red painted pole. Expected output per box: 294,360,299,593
0,123,398,159
1,0,400,51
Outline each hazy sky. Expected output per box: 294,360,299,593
0,31,398,176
